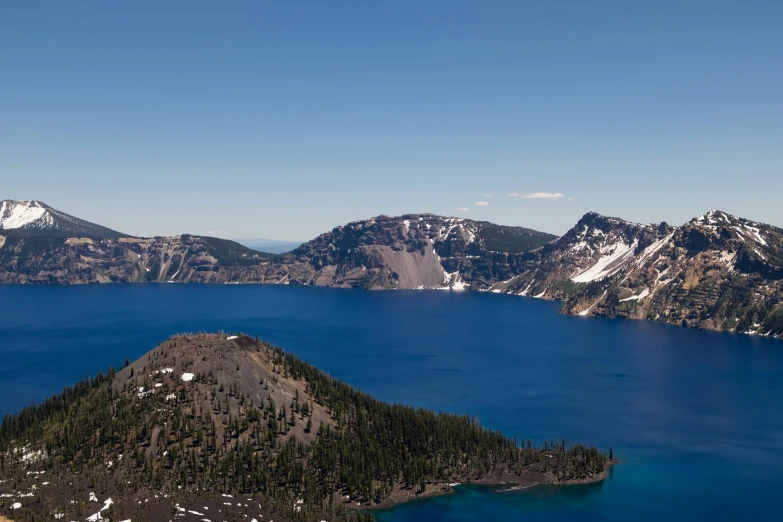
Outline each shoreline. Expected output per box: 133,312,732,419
3,282,778,341
351,460,617,512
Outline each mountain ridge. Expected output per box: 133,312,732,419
1,200,781,339
0,200,130,239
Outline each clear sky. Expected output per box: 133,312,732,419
2,1,782,240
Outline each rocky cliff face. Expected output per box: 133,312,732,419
482,210,783,338
485,212,672,298
276,214,557,289
2,201,782,339
0,234,283,284
0,207,555,288
559,210,783,337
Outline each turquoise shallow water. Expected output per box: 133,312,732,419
1,284,782,520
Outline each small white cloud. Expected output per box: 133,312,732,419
509,192,567,200
483,193,494,197
206,229,225,236
474,201,489,206
456,207,470,212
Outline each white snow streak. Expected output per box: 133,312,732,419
620,288,650,302
635,233,674,266
0,201,48,229
579,291,607,316
571,239,638,283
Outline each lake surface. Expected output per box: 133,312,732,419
1,284,782,521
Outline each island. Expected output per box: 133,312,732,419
0,334,613,521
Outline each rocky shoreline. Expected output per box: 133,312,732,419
353,460,617,511
3,208,782,340
0,334,612,522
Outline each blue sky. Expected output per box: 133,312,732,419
2,1,782,239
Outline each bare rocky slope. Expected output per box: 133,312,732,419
489,210,783,338
0,233,280,284
558,211,783,336
0,205,555,287
276,213,557,289
2,200,782,338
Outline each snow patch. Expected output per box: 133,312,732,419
441,270,469,290
570,240,593,253
571,239,638,283
620,288,650,301
519,280,535,296
743,224,768,246
733,224,769,247
85,499,113,521
0,200,48,229
716,250,737,267
465,226,476,243
579,291,607,316
636,233,674,266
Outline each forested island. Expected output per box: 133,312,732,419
0,334,612,521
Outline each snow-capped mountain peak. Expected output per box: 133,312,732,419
694,209,734,225
0,200,53,230
0,199,129,238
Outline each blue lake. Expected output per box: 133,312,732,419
1,284,782,521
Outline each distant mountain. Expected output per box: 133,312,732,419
234,237,304,254
274,213,558,289
487,211,671,298
0,200,277,283
2,202,782,339
0,200,129,238
489,210,783,337
0,209,555,287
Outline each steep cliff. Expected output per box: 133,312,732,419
0,234,282,284
2,200,782,338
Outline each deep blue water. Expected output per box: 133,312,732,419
1,284,782,521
